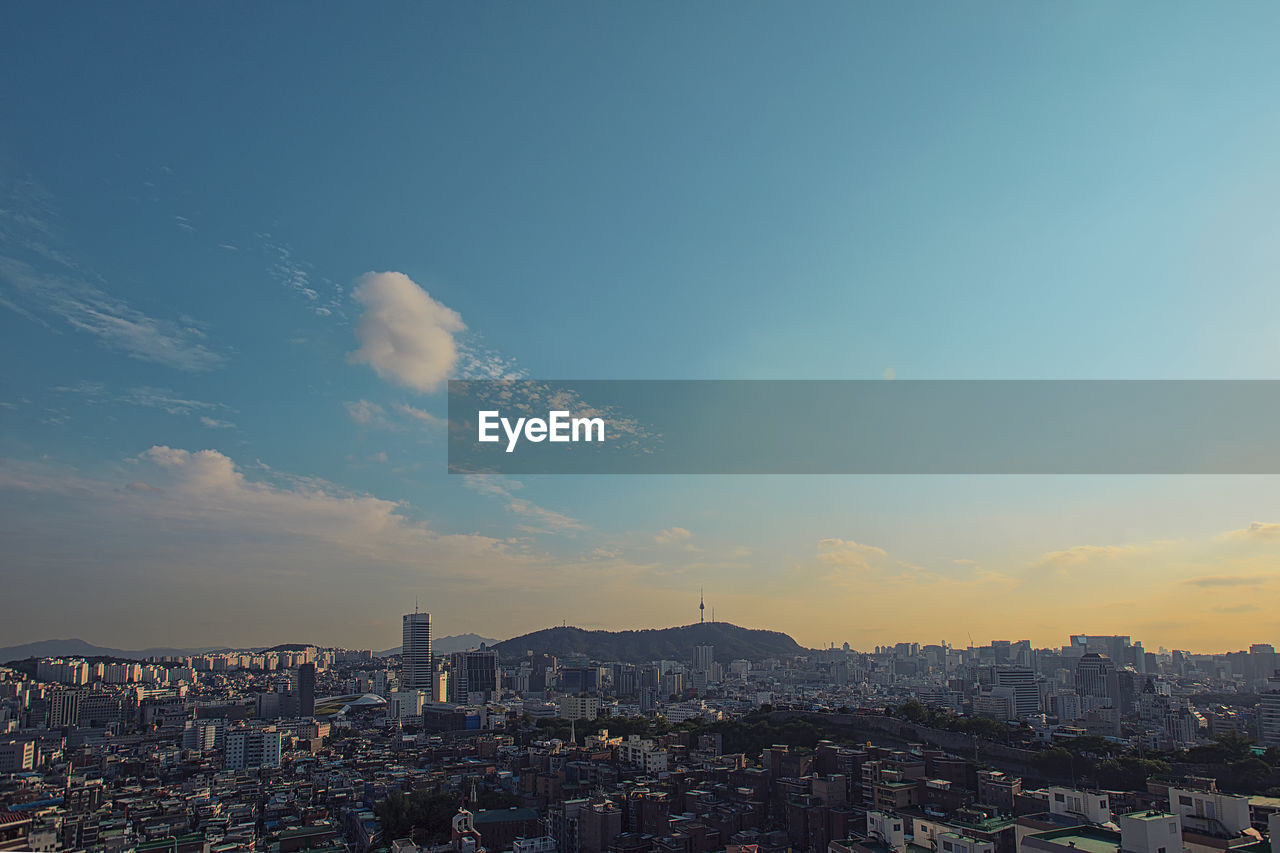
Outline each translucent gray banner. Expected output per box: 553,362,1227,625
447,380,1280,474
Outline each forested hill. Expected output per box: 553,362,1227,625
493,622,805,663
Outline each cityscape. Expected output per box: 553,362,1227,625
3,613,1280,853
5,4,1280,853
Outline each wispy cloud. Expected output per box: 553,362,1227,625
462,474,586,533
1034,543,1143,568
0,170,223,371
259,234,344,318
344,399,392,428
1182,573,1273,588
1225,521,1280,541
816,538,889,567
0,257,223,370
656,526,694,546
55,381,233,422
393,403,445,428
343,399,444,432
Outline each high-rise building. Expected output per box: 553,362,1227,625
694,644,714,674
1259,692,1280,747
49,689,83,728
1074,653,1115,701
297,663,315,718
992,666,1040,718
402,611,433,691
448,646,498,703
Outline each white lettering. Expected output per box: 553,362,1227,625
480,410,605,452
549,411,571,442
478,411,500,443
572,416,604,442
502,416,526,453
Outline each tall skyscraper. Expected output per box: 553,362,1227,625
694,644,714,674
297,663,315,718
402,611,433,691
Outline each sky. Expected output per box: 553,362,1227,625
2,2,1279,653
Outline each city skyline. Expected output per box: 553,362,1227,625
1,619,1277,663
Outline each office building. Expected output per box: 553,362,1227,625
402,611,433,691
449,646,498,703
298,663,315,718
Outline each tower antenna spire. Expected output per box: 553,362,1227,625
700,588,705,624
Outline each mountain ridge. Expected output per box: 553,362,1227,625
0,638,229,663
376,634,502,657
493,622,805,663
0,634,500,663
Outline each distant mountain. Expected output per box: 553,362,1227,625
377,633,502,658
493,622,805,664
0,638,224,663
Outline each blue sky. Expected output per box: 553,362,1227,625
2,2,1279,651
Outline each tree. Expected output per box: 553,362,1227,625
375,788,463,844
1062,735,1114,756
897,701,928,724
1033,747,1076,780
1095,757,1170,791
1221,757,1274,794
1186,731,1256,765
376,791,415,841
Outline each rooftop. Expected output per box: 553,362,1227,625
474,808,540,825
1026,826,1121,853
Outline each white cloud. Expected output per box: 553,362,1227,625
123,387,223,416
815,538,891,571
0,172,221,371
1225,522,1280,540
462,474,585,533
393,403,445,428
349,271,464,392
345,399,390,427
200,416,236,429
56,381,231,419
655,527,693,545
0,448,556,646
0,257,223,371
344,399,444,432
1034,543,1143,568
